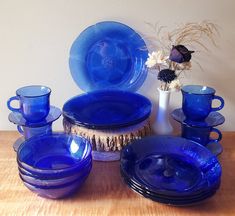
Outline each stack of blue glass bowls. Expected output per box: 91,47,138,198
120,136,222,206
17,133,92,199
171,85,225,156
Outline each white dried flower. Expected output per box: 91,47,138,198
145,51,169,69
169,79,182,91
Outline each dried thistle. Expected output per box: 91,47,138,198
144,20,219,91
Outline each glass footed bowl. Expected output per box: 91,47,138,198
17,133,92,175
19,161,92,187
20,172,90,199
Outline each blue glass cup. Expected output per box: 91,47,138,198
17,123,52,139
7,85,51,123
181,85,224,121
181,124,222,146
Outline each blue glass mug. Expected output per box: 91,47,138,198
17,123,52,139
181,85,224,121
181,124,222,146
7,85,51,123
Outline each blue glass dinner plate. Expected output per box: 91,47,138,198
69,21,148,92
8,106,61,127
120,167,220,199
124,178,217,206
171,108,225,127
62,90,152,129
120,136,222,196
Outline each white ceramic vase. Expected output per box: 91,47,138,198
152,88,173,135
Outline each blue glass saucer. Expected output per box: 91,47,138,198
8,106,61,127
120,136,222,197
206,141,223,156
13,136,25,152
171,108,225,127
69,21,148,92
63,90,151,129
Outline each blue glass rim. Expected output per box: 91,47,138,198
16,85,51,98
8,106,62,127
17,133,92,173
171,108,225,128
181,85,216,95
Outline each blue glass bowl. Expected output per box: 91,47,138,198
20,173,89,199
17,133,92,175
120,136,222,196
19,161,92,186
18,156,92,179
63,90,151,129
69,21,148,92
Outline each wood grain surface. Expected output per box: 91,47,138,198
0,131,234,216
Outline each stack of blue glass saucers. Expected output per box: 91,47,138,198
17,133,92,199
120,136,222,206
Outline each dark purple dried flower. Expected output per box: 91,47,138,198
169,45,194,63
158,69,177,83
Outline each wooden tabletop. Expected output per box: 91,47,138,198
0,131,234,216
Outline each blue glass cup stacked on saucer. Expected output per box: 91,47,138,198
171,85,225,156
7,85,62,151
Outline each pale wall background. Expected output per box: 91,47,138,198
0,0,234,131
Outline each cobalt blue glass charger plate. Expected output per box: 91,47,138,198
62,90,151,129
8,106,61,127
120,136,222,196
171,108,225,127
69,21,148,92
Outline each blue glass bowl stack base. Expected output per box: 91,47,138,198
17,133,92,199
120,136,221,205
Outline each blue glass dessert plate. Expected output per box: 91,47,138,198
69,21,148,92
63,90,151,129
171,108,225,127
8,106,61,127
120,136,222,196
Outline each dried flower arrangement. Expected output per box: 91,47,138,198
145,21,219,91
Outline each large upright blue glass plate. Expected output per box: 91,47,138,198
69,21,148,92
63,90,151,129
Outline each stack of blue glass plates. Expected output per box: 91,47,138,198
63,90,151,129
120,136,222,206
64,21,151,130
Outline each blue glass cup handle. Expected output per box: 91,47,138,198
212,95,224,112
17,125,24,135
210,128,222,143
7,96,20,112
